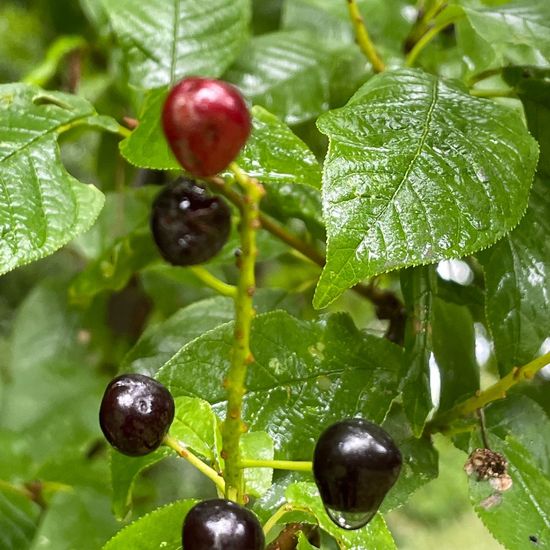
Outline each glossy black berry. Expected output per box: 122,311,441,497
313,418,402,529
151,177,231,266
182,499,264,550
99,373,175,457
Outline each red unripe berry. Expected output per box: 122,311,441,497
162,77,251,177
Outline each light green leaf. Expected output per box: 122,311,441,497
233,106,322,188
464,0,550,63
0,487,40,550
479,177,550,374
119,87,178,170
241,431,274,498
0,84,111,275
103,499,198,550
285,482,396,549
314,68,538,308
225,31,330,125
401,266,436,436
158,311,403,459
296,531,317,550
102,0,250,89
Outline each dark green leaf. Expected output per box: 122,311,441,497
103,499,198,550
479,177,550,374
158,311,403,458
401,266,437,436
33,488,119,550
0,84,113,275
285,482,396,549
102,0,251,89
0,487,40,550
225,31,330,125
314,68,538,307
433,297,479,412
380,406,439,512
503,65,550,176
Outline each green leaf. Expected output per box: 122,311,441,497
121,291,290,377
433,297,479,412
314,68,539,307
464,0,550,63
285,482,397,549
170,396,222,464
111,396,221,519
103,499,197,550
102,0,251,89
70,230,158,305
233,106,322,188
158,311,403,458
468,437,550,550
240,431,274,498
401,266,437,436
119,88,178,171
32,488,120,550
503,65,550,176
110,448,170,520
0,487,40,550
225,31,330,125
296,531,317,550
478,177,550,374
0,84,111,275
380,406,439,512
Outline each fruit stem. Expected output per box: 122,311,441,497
427,351,550,433
221,163,265,503
469,88,516,99
189,266,238,298
239,459,313,472
346,0,385,73
163,435,226,494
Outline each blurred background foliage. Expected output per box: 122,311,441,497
3,0,546,547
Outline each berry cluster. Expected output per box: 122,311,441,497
98,77,402,546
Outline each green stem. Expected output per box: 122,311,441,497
428,352,550,432
467,67,506,86
263,504,294,536
240,459,313,472
221,163,265,503
346,0,385,73
406,18,456,67
189,266,238,298
164,435,226,494
470,88,516,99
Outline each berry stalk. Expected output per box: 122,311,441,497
222,163,265,503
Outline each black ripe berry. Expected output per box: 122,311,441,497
151,177,231,266
99,373,175,457
313,418,402,530
163,77,251,177
182,499,264,550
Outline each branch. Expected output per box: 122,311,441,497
346,0,385,73
427,352,550,433
221,163,265,503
